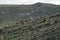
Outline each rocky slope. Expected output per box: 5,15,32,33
0,2,60,25
0,13,60,40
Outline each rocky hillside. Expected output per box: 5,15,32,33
0,13,60,40
0,2,60,40
0,2,60,25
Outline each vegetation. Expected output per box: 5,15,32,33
0,13,60,40
0,2,60,40
0,2,60,25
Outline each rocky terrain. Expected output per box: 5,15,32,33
0,2,60,40
0,2,60,26
0,13,60,40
